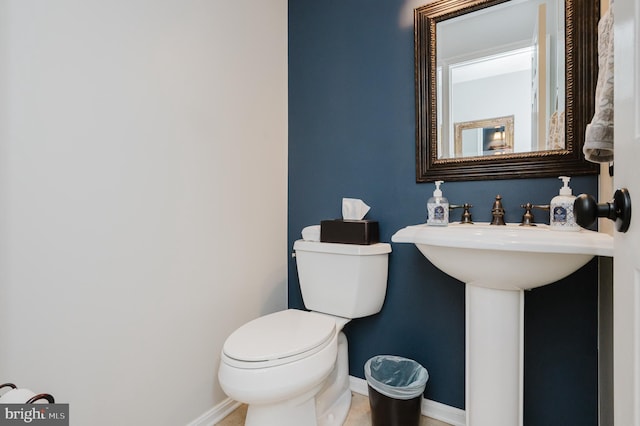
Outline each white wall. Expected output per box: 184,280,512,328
0,1,287,424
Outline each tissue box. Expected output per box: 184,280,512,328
320,220,379,245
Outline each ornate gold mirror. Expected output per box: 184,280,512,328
415,0,600,182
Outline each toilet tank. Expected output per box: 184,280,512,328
293,240,392,318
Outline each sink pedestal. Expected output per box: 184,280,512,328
466,285,523,426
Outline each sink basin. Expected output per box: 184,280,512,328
391,222,613,291
392,222,614,426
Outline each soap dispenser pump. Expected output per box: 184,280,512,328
427,180,449,226
550,176,579,231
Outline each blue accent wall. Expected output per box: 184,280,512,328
288,1,599,424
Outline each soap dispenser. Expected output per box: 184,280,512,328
427,180,449,226
550,176,579,231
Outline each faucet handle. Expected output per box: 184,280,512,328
519,203,550,226
450,203,474,224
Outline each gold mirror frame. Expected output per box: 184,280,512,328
454,115,515,156
415,0,600,182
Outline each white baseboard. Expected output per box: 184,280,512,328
186,397,241,426
188,376,466,426
349,376,466,426
421,398,466,426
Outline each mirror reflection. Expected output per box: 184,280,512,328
454,115,514,157
436,0,564,159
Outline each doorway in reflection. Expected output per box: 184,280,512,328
439,47,534,158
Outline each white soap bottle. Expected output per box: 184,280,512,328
550,176,579,231
427,180,449,226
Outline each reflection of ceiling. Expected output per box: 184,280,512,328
438,0,559,61
451,47,534,83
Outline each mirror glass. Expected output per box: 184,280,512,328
437,0,563,159
415,0,600,182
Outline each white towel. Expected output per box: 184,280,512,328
584,7,614,163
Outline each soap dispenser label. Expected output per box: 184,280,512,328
553,206,567,224
427,202,448,225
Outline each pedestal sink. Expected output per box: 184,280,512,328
392,223,613,426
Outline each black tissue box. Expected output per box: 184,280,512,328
320,219,380,245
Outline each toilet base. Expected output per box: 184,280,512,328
242,331,351,426
245,389,320,426
317,385,351,426
316,332,351,426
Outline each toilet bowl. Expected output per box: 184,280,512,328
218,237,391,426
219,309,350,426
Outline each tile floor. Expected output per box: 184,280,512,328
215,392,453,426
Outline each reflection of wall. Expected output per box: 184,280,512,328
452,70,532,153
439,0,564,130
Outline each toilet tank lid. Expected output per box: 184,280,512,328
293,240,391,255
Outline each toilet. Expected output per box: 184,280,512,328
218,237,392,426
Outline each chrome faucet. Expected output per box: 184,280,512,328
490,195,506,225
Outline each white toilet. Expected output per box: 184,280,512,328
218,237,392,426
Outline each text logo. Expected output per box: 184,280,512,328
0,405,68,425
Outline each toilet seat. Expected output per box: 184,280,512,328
222,309,337,369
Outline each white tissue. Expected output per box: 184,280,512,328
301,225,321,241
0,388,36,403
342,198,370,220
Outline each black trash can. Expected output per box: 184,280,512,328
364,355,429,426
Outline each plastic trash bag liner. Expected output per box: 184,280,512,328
364,355,429,400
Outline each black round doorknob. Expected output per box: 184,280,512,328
574,188,632,233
